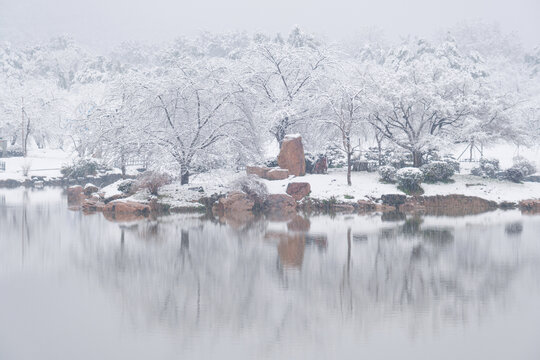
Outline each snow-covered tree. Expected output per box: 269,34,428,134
369,39,492,166
244,27,330,146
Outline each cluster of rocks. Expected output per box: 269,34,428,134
67,182,153,222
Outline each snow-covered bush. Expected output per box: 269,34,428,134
503,167,525,183
512,158,537,177
420,161,455,183
396,167,424,192
441,157,460,173
471,158,500,178
61,159,99,179
324,145,346,168
378,165,397,183
231,175,268,208
136,171,171,196
117,179,136,194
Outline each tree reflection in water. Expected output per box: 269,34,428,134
2,188,540,358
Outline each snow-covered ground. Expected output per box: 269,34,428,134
262,169,540,203
0,149,74,181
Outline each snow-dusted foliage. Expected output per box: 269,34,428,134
420,161,455,183
471,158,501,178
1,24,539,185
231,175,268,207
136,171,172,196
396,167,424,191
378,165,397,183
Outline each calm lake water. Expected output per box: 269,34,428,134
1,188,540,360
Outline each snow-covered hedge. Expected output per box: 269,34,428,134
420,161,455,182
503,167,525,183
512,158,537,177
396,167,424,191
378,165,397,183
61,158,99,179
471,158,500,178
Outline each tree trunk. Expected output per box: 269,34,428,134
180,168,190,185
412,151,423,167
275,116,289,148
347,152,352,186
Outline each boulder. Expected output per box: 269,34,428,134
264,194,297,213
519,199,540,214
356,200,376,212
212,191,255,213
67,185,83,197
266,168,289,180
381,194,407,207
277,134,306,176
286,182,311,201
246,166,271,178
83,183,99,195
103,200,151,215
81,198,105,212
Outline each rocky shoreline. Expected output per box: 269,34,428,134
66,180,540,223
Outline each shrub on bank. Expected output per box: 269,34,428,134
396,167,424,192
420,161,455,183
503,167,525,183
231,175,268,209
471,158,500,178
512,158,537,177
378,165,397,183
136,171,171,196
61,159,99,179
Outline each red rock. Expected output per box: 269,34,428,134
519,199,540,214
67,185,84,204
83,183,99,196
67,185,83,197
246,166,271,178
286,182,311,201
277,135,306,176
356,200,376,212
103,201,151,214
212,191,255,213
81,198,105,212
266,168,289,180
264,194,297,213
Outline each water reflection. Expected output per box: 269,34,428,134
1,188,540,360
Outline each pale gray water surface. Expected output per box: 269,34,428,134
1,188,540,360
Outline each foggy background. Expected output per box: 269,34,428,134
1,0,539,49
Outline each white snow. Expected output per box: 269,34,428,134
260,168,540,203
0,149,74,181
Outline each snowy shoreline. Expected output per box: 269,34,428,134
86,168,540,217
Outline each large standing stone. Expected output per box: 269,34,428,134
278,135,306,176
286,182,311,201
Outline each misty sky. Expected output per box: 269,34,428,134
1,0,539,49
